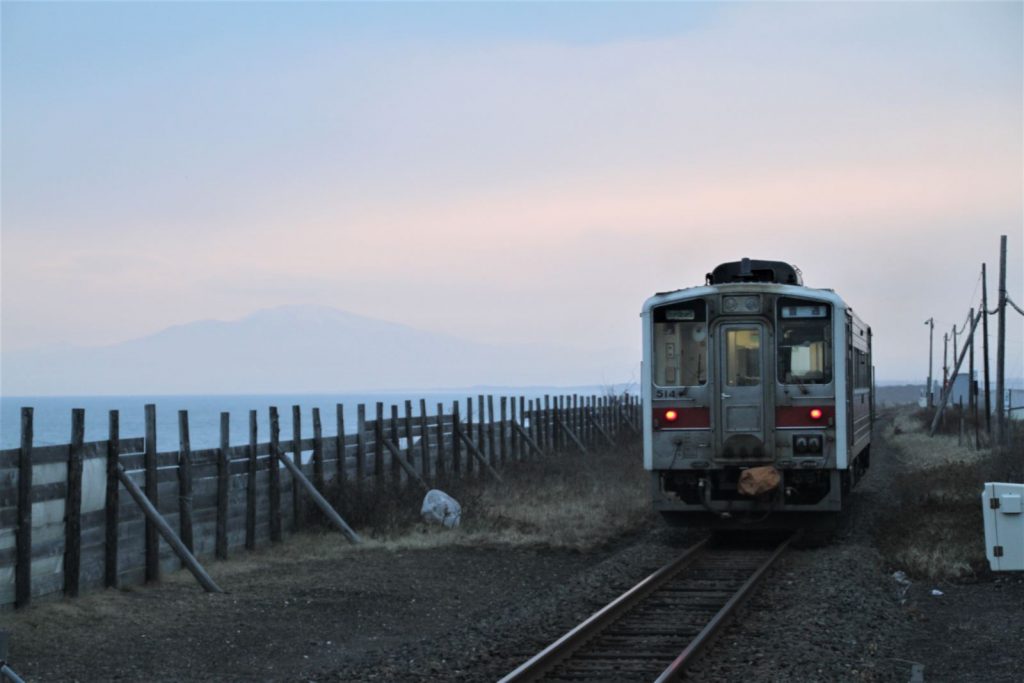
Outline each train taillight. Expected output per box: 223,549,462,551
653,407,710,429
776,406,834,427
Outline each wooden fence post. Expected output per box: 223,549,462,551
600,397,608,438
404,400,416,475
390,404,401,484
465,397,474,475
64,408,84,597
478,395,486,468
509,396,517,461
435,402,446,478
105,410,120,588
572,395,578,441
312,408,324,492
269,406,282,543
177,410,194,556
527,399,535,453
584,396,591,447
452,400,462,475
487,395,495,464
578,395,584,441
15,407,33,608
144,404,159,583
216,412,230,560
499,397,508,465
543,395,551,453
246,410,257,551
519,396,528,459
336,404,347,488
374,402,385,482
291,405,303,529
565,398,576,449
356,404,367,487
487,396,497,467
556,396,563,452
419,399,430,481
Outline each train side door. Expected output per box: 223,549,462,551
716,323,768,458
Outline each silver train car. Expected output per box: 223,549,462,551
642,259,873,528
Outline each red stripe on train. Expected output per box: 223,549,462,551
776,405,834,427
653,407,710,429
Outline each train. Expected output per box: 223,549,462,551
641,258,873,530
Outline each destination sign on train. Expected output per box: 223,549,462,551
781,305,827,318
665,309,696,321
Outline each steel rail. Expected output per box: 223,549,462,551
498,533,795,683
498,537,710,683
653,532,797,682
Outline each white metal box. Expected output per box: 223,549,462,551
982,482,1024,571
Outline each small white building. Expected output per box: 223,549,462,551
925,372,975,407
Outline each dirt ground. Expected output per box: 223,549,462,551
3,413,1022,682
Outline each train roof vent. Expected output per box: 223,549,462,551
707,258,803,285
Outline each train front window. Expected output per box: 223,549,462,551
652,300,707,386
778,299,832,385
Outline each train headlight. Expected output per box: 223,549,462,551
664,409,679,423
794,436,808,453
809,408,823,421
723,295,760,313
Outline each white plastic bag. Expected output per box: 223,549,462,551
421,489,462,529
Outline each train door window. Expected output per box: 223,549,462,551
777,298,832,385
725,328,761,386
652,300,707,386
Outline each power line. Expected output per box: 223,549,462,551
1006,295,1024,317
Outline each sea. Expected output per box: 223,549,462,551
0,386,631,451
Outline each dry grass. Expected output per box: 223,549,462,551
877,408,1022,580
313,441,654,553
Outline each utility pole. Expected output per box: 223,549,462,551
930,309,983,436
925,318,935,408
968,307,975,415
943,332,949,390
995,234,1007,445
952,323,958,377
982,263,992,435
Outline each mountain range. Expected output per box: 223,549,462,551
1,306,637,396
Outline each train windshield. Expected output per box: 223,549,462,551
652,300,707,386
777,298,832,384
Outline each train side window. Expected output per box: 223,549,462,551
777,299,832,385
725,328,761,386
652,301,707,386
854,348,870,388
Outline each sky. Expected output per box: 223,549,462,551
2,1,1022,387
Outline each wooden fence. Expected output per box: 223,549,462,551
0,393,640,609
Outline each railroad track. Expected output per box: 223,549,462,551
499,533,795,682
